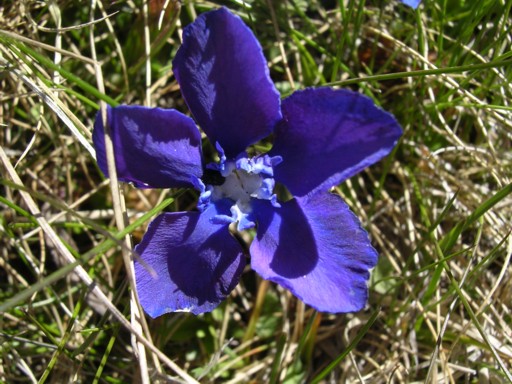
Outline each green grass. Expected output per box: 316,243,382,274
1,0,512,383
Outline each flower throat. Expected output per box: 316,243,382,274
199,153,282,231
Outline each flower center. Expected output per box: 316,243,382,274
199,154,282,231
212,167,265,205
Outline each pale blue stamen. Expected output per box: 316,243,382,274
200,152,282,231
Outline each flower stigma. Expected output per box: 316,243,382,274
199,153,282,231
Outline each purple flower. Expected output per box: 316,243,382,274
93,7,402,317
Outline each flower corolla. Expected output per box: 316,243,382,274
93,7,402,317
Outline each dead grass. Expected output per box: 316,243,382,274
1,0,511,383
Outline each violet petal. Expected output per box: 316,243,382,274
173,7,282,158
250,193,378,313
271,88,402,197
134,199,246,317
93,105,203,189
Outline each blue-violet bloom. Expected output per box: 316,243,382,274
401,0,421,8
93,7,402,317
